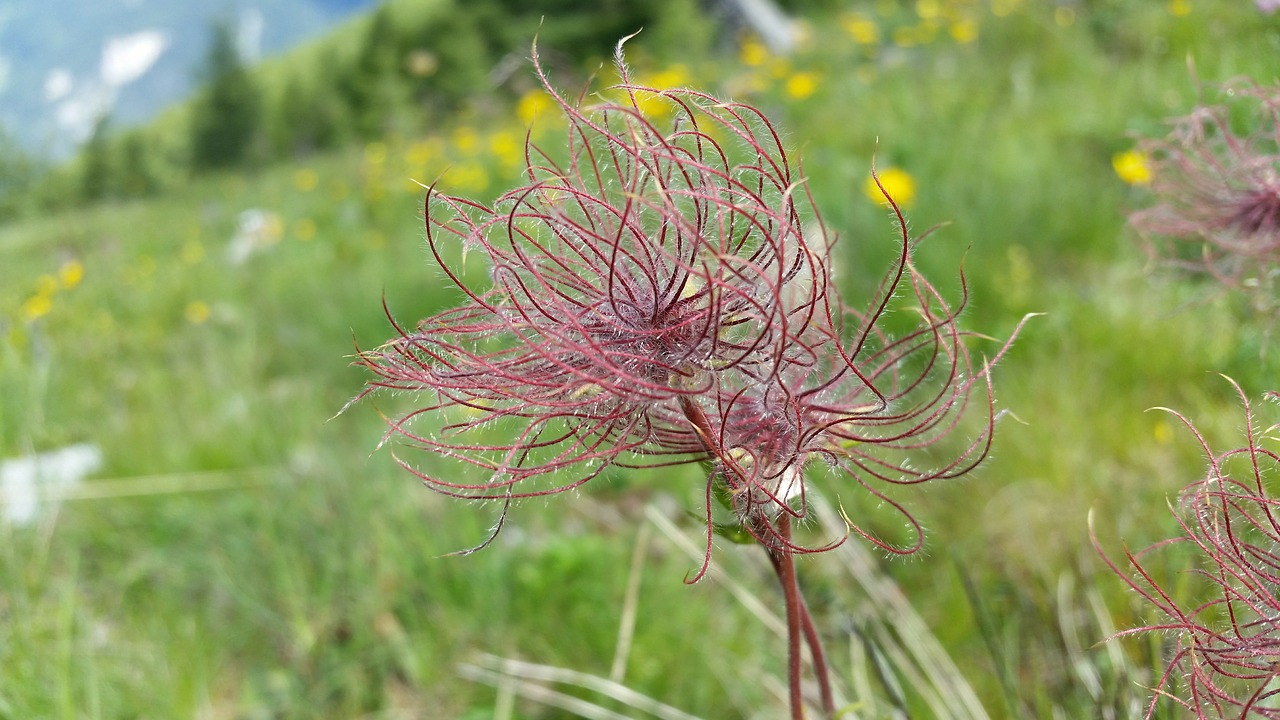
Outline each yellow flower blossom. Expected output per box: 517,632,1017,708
949,18,979,44
785,72,818,100
489,129,524,172
452,125,480,156
840,12,880,44
864,167,917,207
1168,0,1191,16
628,65,693,120
19,293,52,322
185,301,210,325
293,168,319,192
402,176,428,195
58,260,83,289
443,163,490,194
1112,149,1151,185
294,218,317,241
642,64,692,91
516,89,557,127
406,140,434,168
739,37,770,67
916,0,941,20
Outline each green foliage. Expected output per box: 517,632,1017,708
190,20,265,170
0,125,45,222
2,0,1280,718
338,4,412,139
115,130,162,197
79,115,113,201
271,70,348,157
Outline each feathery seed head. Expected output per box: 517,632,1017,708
354,37,1023,568
1130,79,1280,311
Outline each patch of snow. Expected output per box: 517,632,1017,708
100,30,168,87
227,209,283,265
1,443,104,526
44,69,73,103
53,84,113,143
238,9,264,64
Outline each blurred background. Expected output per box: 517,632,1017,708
1,0,1277,717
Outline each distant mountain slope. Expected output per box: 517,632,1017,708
0,0,378,158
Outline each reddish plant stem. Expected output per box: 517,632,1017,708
768,514,808,720
678,397,832,717
767,547,836,717
802,601,836,717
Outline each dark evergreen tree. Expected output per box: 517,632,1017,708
117,130,159,197
190,20,263,170
0,125,42,222
274,70,346,157
81,114,113,201
337,4,409,138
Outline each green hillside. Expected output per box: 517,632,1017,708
2,0,1279,717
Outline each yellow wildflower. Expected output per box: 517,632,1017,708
1168,0,1191,16
864,167,917,207
406,140,433,168
785,72,818,100
293,168,319,192
949,19,979,44
488,129,524,172
452,126,480,156
840,13,880,44
444,163,490,194
643,64,692,91
739,37,770,67
629,65,693,119
1112,150,1151,186
19,293,52,322
516,89,557,127
294,217,317,241
185,301,211,325
58,259,83,289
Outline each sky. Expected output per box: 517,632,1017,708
0,0,378,157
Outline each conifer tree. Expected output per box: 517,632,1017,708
338,5,408,138
190,19,263,170
81,114,113,201
0,124,40,221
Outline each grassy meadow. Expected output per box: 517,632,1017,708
3,1,1279,718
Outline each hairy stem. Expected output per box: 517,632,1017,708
766,518,835,719
769,515,808,720
798,581,836,716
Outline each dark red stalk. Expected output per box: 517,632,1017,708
770,513,807,720
766,526,836,718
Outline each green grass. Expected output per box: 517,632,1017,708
2,1,1279,718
